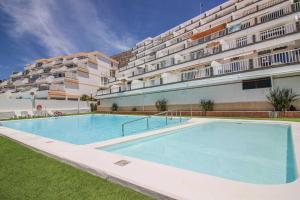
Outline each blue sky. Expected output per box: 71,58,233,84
0,0,224,80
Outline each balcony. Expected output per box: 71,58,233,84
77,64,89,74
258,0,286,10
13,78,29,86
256,23,297,42
64,72,79,84
97,48,300,96
257,4,291,24
49,84,65,91
35,76,54,84
130,16,298,78
52,76,65,83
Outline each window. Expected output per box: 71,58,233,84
242,77,271,90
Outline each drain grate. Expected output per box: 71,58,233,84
46,141,54,143
114,160,130,166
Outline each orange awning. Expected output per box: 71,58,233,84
190,23,226,40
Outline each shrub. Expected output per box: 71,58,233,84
111,103,118,111
90,103,97,112
155,99,168,111
132,107,137,111
80,94,90,101
81,94,96,101
266,87,299,111
290,105,297,111
200,99,214,111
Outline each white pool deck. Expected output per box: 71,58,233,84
0,117,300,200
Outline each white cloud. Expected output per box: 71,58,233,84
0,0,77,56
64,0,137,53
0,0,137,57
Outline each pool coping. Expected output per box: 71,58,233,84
0,117,300,200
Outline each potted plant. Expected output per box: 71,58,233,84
266,87,299,117
155,99,168,111
200,99,214,116
111,103,118,111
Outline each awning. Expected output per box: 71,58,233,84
190,23,226,40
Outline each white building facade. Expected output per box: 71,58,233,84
0,51,118,100
97,0,300,111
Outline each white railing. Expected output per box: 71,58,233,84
253,48,300,68
258,0,286,10
169,44,185,54
98,50,300,96
227,35,253,49
65,72,77,80
131,82,144,90
157,50,169,58
49,84,65,91
257,4,291,24
235,6,257,19
111,87,120,93
144,78,161,87
181,67,211,81
52,77,65,83
216,5,235,18
257,23,297,42
214,59,250,75
119,66,127,71
144,55,156,62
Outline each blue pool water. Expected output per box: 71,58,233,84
102,121,296,184
2,114,184,144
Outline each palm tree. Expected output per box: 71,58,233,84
266,87,299,111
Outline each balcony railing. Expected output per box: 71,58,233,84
257,4,291,24
65,72,77,80
49,84,65,91
97,48,300,96
120,2,297,72
227,35,254,50
128,0,290,62
257,23,297,42
258,0,286,10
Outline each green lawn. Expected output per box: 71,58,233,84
0,136,151,200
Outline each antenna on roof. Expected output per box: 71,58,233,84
200,2,203,14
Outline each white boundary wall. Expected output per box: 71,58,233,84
0,98,90,112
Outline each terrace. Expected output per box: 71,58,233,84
126,0,293,71
97,48,300,96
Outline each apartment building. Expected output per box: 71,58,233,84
97,0,300,111
111,49,135,69
0,51,118,100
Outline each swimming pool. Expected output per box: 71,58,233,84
2,114,184,144
102,121,297,184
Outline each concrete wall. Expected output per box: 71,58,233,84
0,98,90,112
98,75,300,111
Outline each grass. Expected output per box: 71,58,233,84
0,136,151,200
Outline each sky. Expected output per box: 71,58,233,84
0,0,224,80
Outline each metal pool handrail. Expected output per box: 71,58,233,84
121,110,185,136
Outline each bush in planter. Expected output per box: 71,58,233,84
266,87,299,111
132,107,137,111
200,99,214,111
80,94,90,101
155,99,168,111
290,105,297,111
90,103,97,112
111,103,118,111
